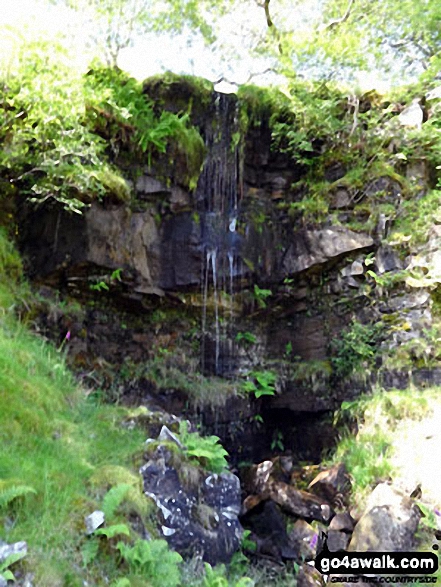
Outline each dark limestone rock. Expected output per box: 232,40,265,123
327,529,350,552
375,245,403,274
269,482,334,523
288,519,320,561
140,444,242,564
240,500,294,560
308,463,351,505
329,512,355,533
348,483,421,552
297,563,325,587
282,227,374,276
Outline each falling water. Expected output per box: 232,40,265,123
197,92,242,375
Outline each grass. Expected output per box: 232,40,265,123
0,228,154,585
332,387,438,508
0,228,260,586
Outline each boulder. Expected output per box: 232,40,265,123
327,529,350,552
85,511,105,535
308,463,350,506
283,227,374,275
139,444,242,564
348,483,421,552
297,563,325,587
375,246,403,274
329,512,355,532
0,541,27,564
269,482,333,523
288,519,320,561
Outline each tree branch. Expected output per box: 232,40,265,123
323,0,355,30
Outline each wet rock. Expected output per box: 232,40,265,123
329,512,355,532
0,541,27,564
269,482,333,523
348,483,421,551
288,519,320,561
85,511,105,535
140,445,242,564
283,227,374,276
375,245,403,274
331,189,352,210
241,500,293,560
327,529,350,552
242,460,274,494
308,463,350,506
341,260,364,277
158,425,184,449
297,563,325,587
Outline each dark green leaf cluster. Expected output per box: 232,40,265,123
331,319,385,378
0,43,205,213
178,421,229,473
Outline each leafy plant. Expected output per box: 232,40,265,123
331,319,385,378
0,482,36,510
116,539,182,587
0,551,27,583
178,422,229,474
253,285,272,309
235,331,257,345
95,523,131,539
243,370,277,399
102,484,133,519
270,430,284,452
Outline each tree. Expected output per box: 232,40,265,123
62,0,235,67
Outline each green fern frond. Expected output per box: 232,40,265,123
101,483,132,520
0,483,37,510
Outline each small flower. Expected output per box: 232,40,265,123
435,509,441,517
65,330,71,341
310,533,318,549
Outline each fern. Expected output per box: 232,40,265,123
95,523,131,539
178,422,228,474
0,550,28,582
0,483,36,509
116,539,182,587
102,484,132,519
81,539,100,568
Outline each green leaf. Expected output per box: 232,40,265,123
95,523,131,539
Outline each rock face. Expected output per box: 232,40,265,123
140,444,242,565
282,228,374,275
17,78,439,466
348,483,421,552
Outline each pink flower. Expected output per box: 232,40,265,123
65,330,71,341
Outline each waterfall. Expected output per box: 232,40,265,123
197,92,242,375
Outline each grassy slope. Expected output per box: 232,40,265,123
0,228,146,586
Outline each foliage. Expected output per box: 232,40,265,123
102,483,133,519
253,285,272,309
242,370,277,399
85,67,205,188
116,539,182,587
333,388,433,505
0,40,124,214
64,0,235,66
202,563,254,587
235,331,257,345
0,550,27,583
0,482,36,510
178,421,229,474
0,41,206,215
331,319,385,378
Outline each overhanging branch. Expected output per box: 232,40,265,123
323,0,355,30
